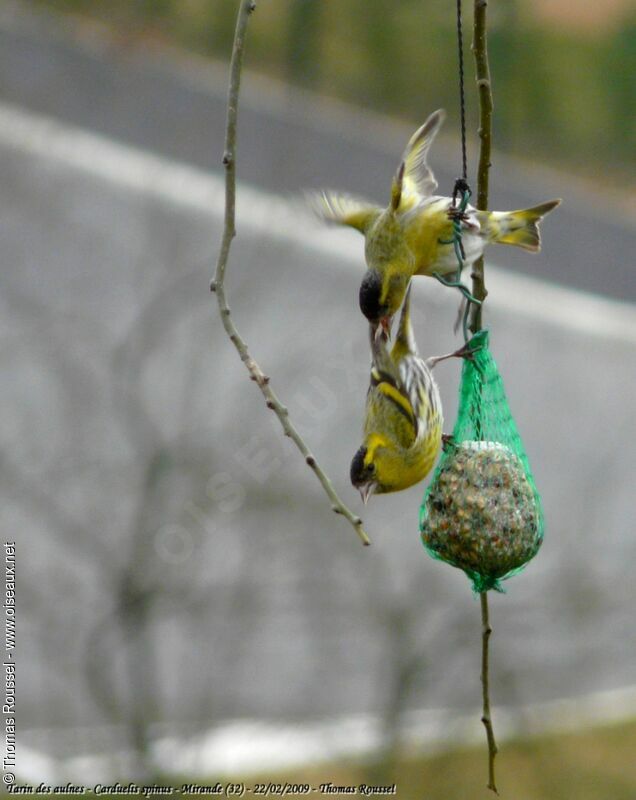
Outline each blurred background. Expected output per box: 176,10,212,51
2,0,636,797
19,0,636,187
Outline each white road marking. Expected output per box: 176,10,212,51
0,100,634,345
2,1,633,225
3,100,635,346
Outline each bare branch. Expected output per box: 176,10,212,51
212,0,370,546
472,1,498,790
473,0,494,214
469,0,493,334
480,591,498,794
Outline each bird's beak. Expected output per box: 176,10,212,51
359,482,377,505
372,320,389,348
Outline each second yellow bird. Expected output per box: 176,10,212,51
311,109,560,331
350,284,443,502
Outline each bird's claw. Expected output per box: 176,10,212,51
441,433,455,451
454,340,484,362
426,341,481,369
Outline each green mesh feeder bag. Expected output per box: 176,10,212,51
420,330,544,593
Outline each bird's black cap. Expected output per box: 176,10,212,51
350,445,372,487
359,271,387,324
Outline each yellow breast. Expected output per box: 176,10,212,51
402,199,454,276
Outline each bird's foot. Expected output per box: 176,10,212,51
441,433,456,451
426,341,480,369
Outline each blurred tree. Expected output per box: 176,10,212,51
28,0,636,180
358,0,402,108
285,0,322,88
605,13,636,158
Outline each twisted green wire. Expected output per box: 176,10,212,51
433,188,482,342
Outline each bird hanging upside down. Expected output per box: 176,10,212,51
350,283,450,503
310,109,561,333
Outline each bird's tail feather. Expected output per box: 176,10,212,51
483,199,561,252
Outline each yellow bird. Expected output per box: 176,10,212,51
311,109,561,331
350,284,444,502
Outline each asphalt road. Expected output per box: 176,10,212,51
0,2,635,302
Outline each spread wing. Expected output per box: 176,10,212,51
307,191,381,234
392,110,446,210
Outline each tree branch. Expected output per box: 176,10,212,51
472,0,498,791
469,0,493,334
480,590,498,793
211,0,370,546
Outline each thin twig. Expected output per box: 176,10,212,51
469,0,493,334
212,0,370,546
480,591,498,793
472,0,498,790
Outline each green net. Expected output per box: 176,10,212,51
420,330,544,593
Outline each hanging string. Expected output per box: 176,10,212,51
451,0,471,204
456,0,468,185
431,0,480,343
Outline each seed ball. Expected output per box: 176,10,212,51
422,441,541,580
